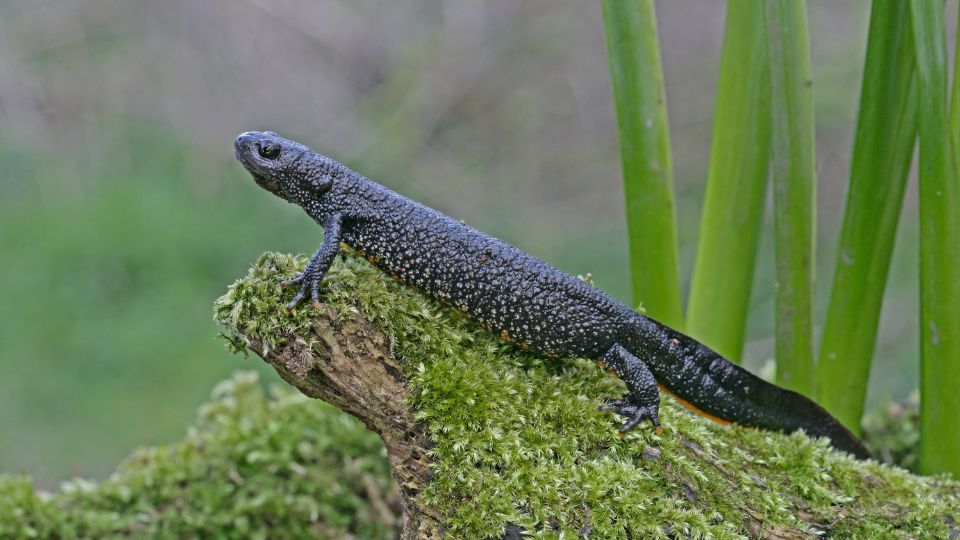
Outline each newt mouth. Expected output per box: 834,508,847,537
234,132,272,177
234,132,260,162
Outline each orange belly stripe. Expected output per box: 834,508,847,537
658,384,732,426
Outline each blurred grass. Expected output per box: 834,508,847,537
0,122,314,484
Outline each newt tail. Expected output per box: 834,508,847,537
634,319,869,458
234,131,871,460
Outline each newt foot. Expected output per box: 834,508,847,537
600,396,662,434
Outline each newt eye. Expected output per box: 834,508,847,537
257,140,281,160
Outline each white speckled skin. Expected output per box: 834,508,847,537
234,131,870,458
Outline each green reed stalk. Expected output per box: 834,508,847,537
686,1,771,362
816,0,917,434
765,0,815,396
910,0,960,477
599,0,683,329
952,3,960,151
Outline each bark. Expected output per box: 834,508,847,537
244,304,441,539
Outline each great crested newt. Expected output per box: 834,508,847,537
234,131,871,459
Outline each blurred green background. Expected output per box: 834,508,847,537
0,0,931,486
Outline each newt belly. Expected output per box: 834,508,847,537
234,131,871,459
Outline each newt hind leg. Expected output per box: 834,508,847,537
597,343,661,434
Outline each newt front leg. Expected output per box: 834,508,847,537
282,213,344,312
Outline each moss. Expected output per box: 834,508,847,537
2,252,954,538
213,252,959,538
0,372,398,539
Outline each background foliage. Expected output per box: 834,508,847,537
0,0,947,486
0,372,399,539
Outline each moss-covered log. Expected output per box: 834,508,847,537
215,252,959,538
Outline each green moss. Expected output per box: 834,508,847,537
0,372,397,539
213,252,959,538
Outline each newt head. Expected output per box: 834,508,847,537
234,130,334,205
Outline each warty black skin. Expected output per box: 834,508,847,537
234,131,871,459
